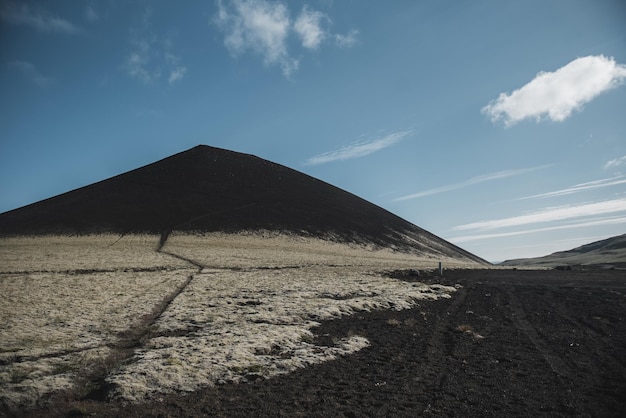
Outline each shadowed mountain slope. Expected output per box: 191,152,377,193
501,233,626,268
0,145,488,264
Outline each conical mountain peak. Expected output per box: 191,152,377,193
0,145,488,264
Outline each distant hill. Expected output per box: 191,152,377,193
501,234,626,268
0,145,488,265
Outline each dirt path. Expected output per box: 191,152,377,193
28,269,626,417
42,244,205,408
80,246,208,400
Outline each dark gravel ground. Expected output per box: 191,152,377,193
20,268,626,417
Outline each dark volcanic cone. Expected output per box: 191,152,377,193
0,145,488,264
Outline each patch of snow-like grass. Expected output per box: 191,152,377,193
0,265,193,411
0,347,111,411
0,270,192,357
107,265,455,401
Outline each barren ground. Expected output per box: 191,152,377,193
57,268,626,418
4,235,624,417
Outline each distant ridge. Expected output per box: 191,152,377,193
501,234,626,268
0,145,488,264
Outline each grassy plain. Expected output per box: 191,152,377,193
0,233,469,411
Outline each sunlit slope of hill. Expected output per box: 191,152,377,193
501,234,626,268
0,145,488,264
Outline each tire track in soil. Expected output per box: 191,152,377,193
536,286,626,369
512,284,626,412
424,283,469,395
505,286,574,380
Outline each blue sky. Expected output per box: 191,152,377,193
1,0,625,262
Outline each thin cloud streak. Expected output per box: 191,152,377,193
519,175,626,200
449,216,626,243
605,156,626,169
335,29,358,48
1,2,79,34
7,61,55,87
454,198,626,232
483,55,626,127
394,165,549,201
85,4,99,22
304,130,412,166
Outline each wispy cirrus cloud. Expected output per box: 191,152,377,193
605,155,626,170
450,215,626,243
0,2,79,34
164,48,187,85
394,165,549,202
483,55,626,127
519,175,626,200
454,198,626,232
125,9,187,86
126,40,187,85
215,0,358,77
126,39,157,84
7,61,54,87
335,29,359,48
167,64,187,85
304,130,412,166
85,3,99,22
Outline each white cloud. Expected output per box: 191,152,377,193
394,165,549,201
454,198,626,232
85,4,99,22
335,29,359,48
125,13,187,86
126,39,158,84
294,6,328,49
168,66,187,85
1,2,79,34
7,60,54,87
450,216,626,243
126,40,187,85
304,130,412,166
483,55,626,127
165,51,187,85
519,175,626,200
215,0,356,77
216,0,296,77
605,155,626,170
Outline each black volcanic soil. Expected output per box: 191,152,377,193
28,269,626,418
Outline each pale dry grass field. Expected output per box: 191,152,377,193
162,231,471,270
0,236,195,410
0,234,189,273
0,232,473,411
